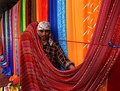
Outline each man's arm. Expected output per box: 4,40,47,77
55,43,75,70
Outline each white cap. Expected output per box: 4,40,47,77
37,21,51,30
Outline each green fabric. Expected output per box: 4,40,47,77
20,0,26,34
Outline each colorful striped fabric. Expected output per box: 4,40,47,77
20,0,120,90
13,3,20,76
1,0,120,90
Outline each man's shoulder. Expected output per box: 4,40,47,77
52,41,60,46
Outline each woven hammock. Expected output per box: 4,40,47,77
20,0,120,91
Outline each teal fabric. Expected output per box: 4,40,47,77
57,0,68,57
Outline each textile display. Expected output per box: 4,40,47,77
20,0,26,33
12,3,20,76
9,9,14,75
26,0,31,27
107,14,120,91
57,0,68,57
36,0,48,22
20,0,120,91
0,21,2,55
66,0,101,65
0,1,21,89
49,0,58,40
4,11,9,67
108,52,120,91
31,0,36,22
66,0,84,65
0,15,7,68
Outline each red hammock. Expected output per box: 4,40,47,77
20,0,120,91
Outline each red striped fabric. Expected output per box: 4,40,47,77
20,0,120,91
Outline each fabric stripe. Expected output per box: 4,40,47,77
8,9,13,75
57,0,68,56
31,0,36,22
4,11,9,67
20,0,26,33
49,0,58,40
36,0,48,22
17,1,21,76
12,6,17,75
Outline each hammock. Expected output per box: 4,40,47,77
20,0,120,91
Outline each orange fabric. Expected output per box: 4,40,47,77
66,0,84,66
36,0,48,22
66,0,101,66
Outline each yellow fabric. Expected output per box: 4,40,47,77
0,88,3,91
9,86,19,91
0,86,19,91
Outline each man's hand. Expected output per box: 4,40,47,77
68,64,75,70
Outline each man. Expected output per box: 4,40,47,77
37,21,75,70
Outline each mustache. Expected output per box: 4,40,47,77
41,35,47,37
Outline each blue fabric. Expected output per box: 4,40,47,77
57,0,68,57
0,58,7,66
48,0,58,40
9,9,14,75
14,4,20,76
2,66,12,78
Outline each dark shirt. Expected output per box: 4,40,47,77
43,41,74,70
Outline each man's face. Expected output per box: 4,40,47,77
38,30,50,42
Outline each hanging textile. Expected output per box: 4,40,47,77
0,11,10,68
0,16,5,64
0,15,7,68
26,0,31,26
108,18,120,91
8,9,13,75
48,0,58,40
36,0,48,22
66,0,101,66
0,21,2,55
20,0,120,90
31,0,36,22
66,0,84,65
20,0,26,34
21,0,120,91
57,0,68,56
83,0,101,58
